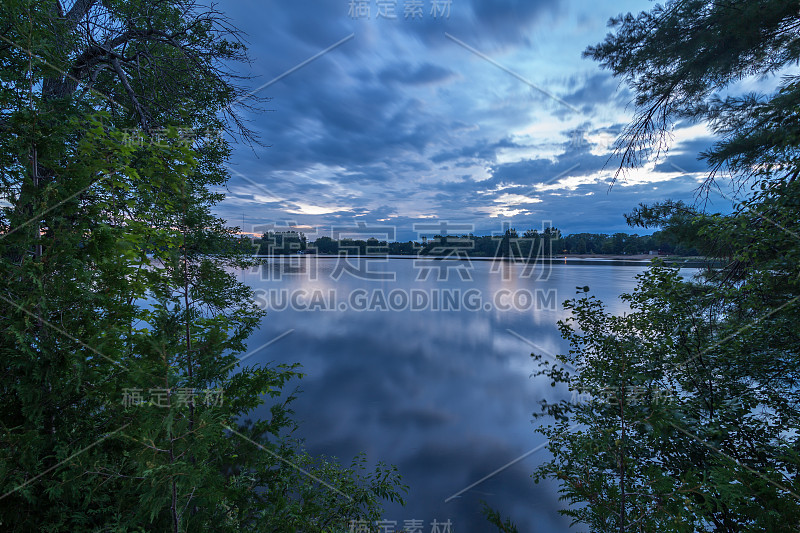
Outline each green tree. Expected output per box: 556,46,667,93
0,1,404,531
261,231,307,254
532,1,800,531
534,266,800,531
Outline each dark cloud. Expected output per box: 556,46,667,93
215,0,718,239
380,0,562,48
653,135,717,174
469,0,560,39
379,62,457,85
430,136,519,163
563,71,631,110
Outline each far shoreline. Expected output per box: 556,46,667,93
254,253,712,265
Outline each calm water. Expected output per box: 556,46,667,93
238,257,694,532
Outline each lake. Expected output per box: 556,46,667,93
238,256,695,532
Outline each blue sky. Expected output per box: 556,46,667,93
215,0,729,240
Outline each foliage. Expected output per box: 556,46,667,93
0,1,405,531
585,0,800,186
532,1,800,531
481,501,520,533
533,266,800,531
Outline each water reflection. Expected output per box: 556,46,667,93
240,258,684,532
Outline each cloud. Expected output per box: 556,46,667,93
430,137,520,163
379,62,457,85
562,71,631,111
215,0,719,238
653,134,717,175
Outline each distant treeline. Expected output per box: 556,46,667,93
252,228,700,257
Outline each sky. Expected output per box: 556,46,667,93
214,0,729,241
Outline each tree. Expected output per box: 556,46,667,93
534,266,800,531
532,1,800,531
0,1,404,530
587,0,800,189
261,231,307,254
